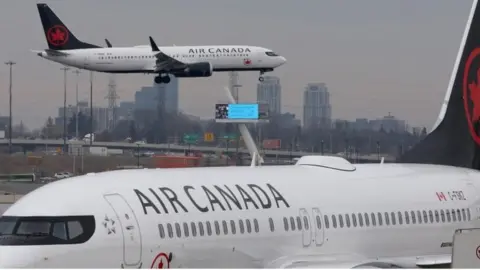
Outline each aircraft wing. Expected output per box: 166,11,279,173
266,254,452,268
153,51,187,72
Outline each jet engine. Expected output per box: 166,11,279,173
173,62,213,77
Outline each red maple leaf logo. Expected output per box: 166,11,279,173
244,58,251,65
47,25,68,46
468,68,480,122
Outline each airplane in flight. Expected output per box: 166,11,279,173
33,3,286,84
3,0,480,268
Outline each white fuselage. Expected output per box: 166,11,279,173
37,45,286,74
0,162,479,268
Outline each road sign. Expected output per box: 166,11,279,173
183,134,199,144
223,134,237,140
204,132,214,142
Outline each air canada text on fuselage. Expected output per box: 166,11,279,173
188,48,252,54
134,183,289,215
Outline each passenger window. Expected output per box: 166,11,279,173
384,212,390,225
428,210,434,223
446,209,451,222
175,223,181,238
239,219,245,234
231,220,236,234
468,208,472,220
440,210,445,222
457,209,462,221
158,224,165,239
67,221,83,239
397,211,403,225
377,212,383,226
303,216,309,230
390,212,396,225
183,223,189,237
434,210,440,223
296,216,303,230
423,210,428,223
358,213,364,227
214,221,220,235
331,215,337,228
198,222,205,236
316,215,322,229
246,219,252,233
364,213,370,227
371,213,376,226
269,218,275,232
290,217,296,230
451,209,457,222
206,221,212,236
167,224,173,238
191,222,197,237
338,215,344,228
283,217,288,231
52,222,67,240
417,211,422,224
404,211,410,224
324,215,330,229
352,214,357,227
410,211,416,224
222,220,228,235
254,219,259,233
346,214,351,227
462,209,467,221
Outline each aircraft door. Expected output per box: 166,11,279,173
83,55,89,68
312,207,324,246
299,208,312,247
104,193,143,267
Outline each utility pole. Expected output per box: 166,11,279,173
61,66,70,153
89,71,93,146
4,61,15,154
72,70,81,140
105,75,119,132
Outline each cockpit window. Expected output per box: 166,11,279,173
265,51,279,57
0,215,95,246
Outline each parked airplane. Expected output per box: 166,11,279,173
3,1,480,268
33,3,286,84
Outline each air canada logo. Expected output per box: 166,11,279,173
463,47,480,145
47,25,68,46
243,58,252,66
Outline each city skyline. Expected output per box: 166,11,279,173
0,0,473,129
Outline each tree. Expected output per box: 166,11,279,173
41,117,56,139
129,121,137,142
68,112,96,137
421,127,427,138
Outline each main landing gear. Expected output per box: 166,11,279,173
154,74,171,84
259,71,265,82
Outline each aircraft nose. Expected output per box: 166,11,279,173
279,56,287,64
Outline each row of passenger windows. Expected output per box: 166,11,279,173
158,208,472,239
98,53,250,60
159,219,259,239
318,208,471,230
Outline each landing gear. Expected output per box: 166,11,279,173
154,74,171,84
258,70,266,82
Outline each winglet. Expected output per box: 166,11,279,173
149,36,160,52
105,39,112,48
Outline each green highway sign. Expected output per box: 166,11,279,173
223,134,237,140
183,134,199,144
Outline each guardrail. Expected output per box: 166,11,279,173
0,174,35,182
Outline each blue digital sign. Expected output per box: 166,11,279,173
227,104,259,119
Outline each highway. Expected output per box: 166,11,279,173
0,138,396,162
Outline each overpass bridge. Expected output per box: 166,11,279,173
0,139,396,162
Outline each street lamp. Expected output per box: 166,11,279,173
61,66,70,153
4,61,15,154
72,70,81,140
136,143,140,167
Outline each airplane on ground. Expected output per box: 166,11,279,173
3,0,480,268
33,3,286,84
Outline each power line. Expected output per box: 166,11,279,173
4,61,16,154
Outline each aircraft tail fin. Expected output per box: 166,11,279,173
105,39,112,48
36,3,100,50
398,0,480,169
149,36,160,52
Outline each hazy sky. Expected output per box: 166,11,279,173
0,0,473,130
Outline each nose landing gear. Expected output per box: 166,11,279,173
259,71,265,82
154,74,171,84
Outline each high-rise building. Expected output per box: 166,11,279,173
134,75,179,114
303,83,332,129
256,76,281,114
118,101,135,121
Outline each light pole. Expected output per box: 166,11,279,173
136,143,140,167
72,70,81,140
4,61,15,154
61,66,70,153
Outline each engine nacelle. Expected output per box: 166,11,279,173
173,62,213,78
